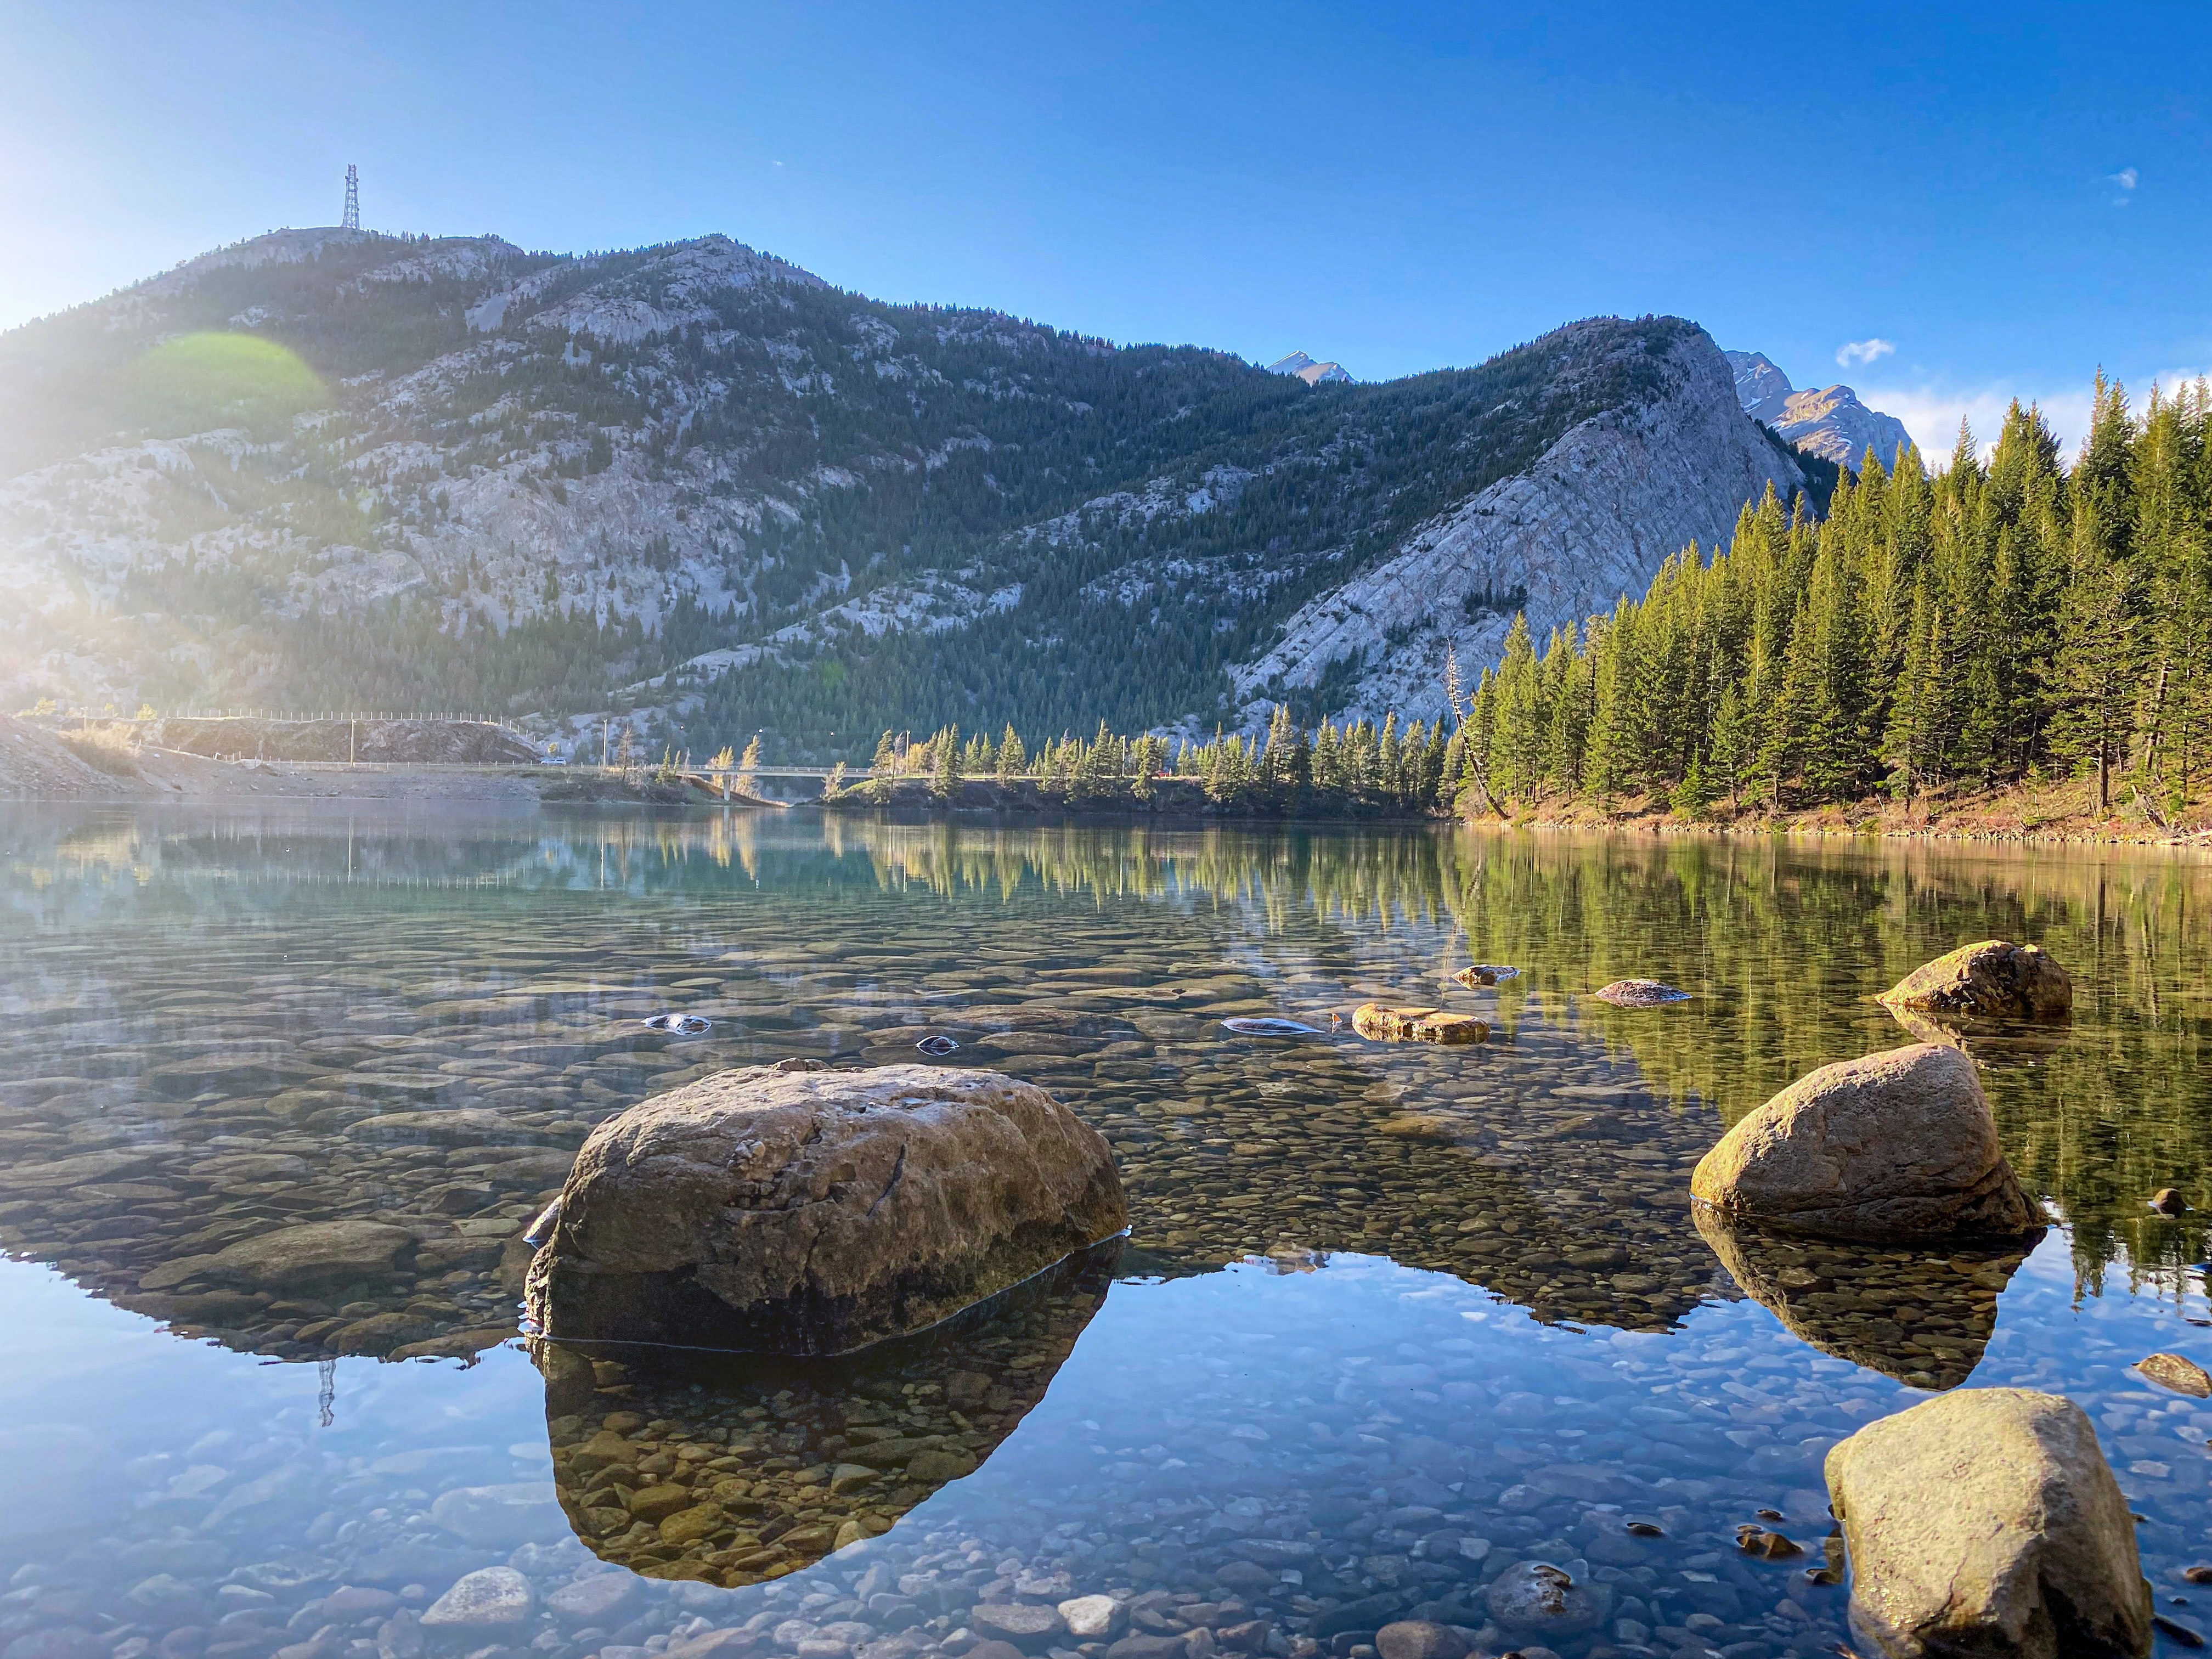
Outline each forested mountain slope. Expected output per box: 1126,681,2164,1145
0,227,1806,757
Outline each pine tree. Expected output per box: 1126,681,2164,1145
1489,613,1544,801
1882,575,1944,802
1312,720,1343,793
1709,679,1751,809
1669,753,1709,820
1798,535,1875,798
931,724,958,795
2050,492,2140,809
1583,601,1642,803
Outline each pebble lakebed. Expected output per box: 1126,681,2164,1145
2,811,2210,1659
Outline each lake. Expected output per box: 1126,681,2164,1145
2,807,2209,1659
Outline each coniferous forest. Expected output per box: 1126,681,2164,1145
866,380,2210,826
1456,382,2209,820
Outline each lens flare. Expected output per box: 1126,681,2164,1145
121,331,322,434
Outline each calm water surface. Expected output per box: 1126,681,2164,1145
2,809,2210,1659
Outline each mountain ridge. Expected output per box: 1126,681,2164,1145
0,227,1808,756
1724,348,1911,468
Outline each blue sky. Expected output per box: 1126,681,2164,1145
4,0,2209,454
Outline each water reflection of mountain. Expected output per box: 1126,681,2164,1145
0,806,2205,1367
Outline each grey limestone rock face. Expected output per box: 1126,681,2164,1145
1690,1043,2039,1240
1825,1389,2152,1659
1232,324,1809,725
524,1063,1126,1354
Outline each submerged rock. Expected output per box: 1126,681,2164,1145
1375,1621,1468,1659
1691,1044,2040,1240
1219,1017,1323,1037
2136,1353,2212,1397
1485,1560,1601,1634
1825,1388,2152,1659
1592,979,1690,1007
419,1566,538,1627
143,1219,419,1292
1451,964,1518,988
1351,1005,1488,1044
526,1063,1124,1354
1058,1596,1127,1639
1879,940,2072,1022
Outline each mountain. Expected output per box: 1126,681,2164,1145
0,225,1808,756
1724,349,1912,469
1239,325,1808,725
1265,351,1352,386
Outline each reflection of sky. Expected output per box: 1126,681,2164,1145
9,1235,2212,1621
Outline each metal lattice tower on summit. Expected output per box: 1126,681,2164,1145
341,164,360,232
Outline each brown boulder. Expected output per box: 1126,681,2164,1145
524,1064,1124,1353
1691,1045,2039,1240
1879,940,2071,1022
1826,1389,2151,1659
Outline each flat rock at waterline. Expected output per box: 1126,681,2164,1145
1825,1388,2152,1659
1351,1004,1487,1043
1691,1043,2039,1239
524,1063,1125,1353
1879,939,2072,1022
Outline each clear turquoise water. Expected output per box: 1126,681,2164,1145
2,808,2209,1659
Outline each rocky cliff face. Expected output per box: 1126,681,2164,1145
1724,349,1912,468
1265,351,1352,385
0,226,1812,752
1233,325,1806,725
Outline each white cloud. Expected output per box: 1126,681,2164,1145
1836,337,1895,369
2112,167,2138,190
1859,361,2207,469
1859,382,2093,466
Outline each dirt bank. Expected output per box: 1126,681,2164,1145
820,775,1443,820
1485,776,2212,848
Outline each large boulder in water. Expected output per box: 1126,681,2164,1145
524,1064,1124,1354
1690,1044,2039,1240
1825,1389,2151,1659
1879,940,2072,1022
